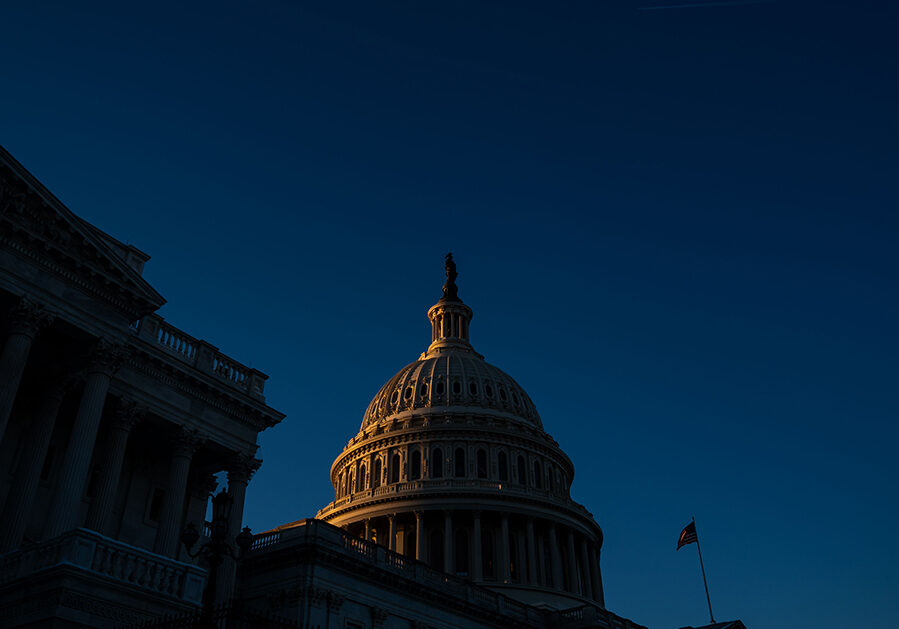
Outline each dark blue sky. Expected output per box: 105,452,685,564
3,1,897,628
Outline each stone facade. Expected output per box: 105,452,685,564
0,145,284,627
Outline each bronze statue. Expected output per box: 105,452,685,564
442,252,459,301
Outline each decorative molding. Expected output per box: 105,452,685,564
111,397,146,431
226,453,262,484
371,606,388,627
87,339,125,377
170,427,205,458
8,296,55,337
59,590,147,623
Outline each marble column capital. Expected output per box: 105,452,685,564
414,510,424,520
86,339,125,377
8,298,55,338
226,453,262,484
170,427,204,458
110,398,146,432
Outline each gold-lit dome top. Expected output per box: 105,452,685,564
360,254,544,431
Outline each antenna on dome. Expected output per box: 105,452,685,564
442,252,460,302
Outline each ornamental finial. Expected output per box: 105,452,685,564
442,253,459,301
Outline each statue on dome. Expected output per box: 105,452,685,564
442,252,459,301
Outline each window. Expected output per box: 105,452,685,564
517,455,526,486
534,460,542,489
373,458,382,488
477,449,488,479
390,390,398,404
498,451,508,481
482,529,495,578
485,384,494,398
455,530,470,575
435,380,445,395
499,388,507,401
454,448,466,477
390,453,401,483
469,382,478,396
410,450,421,480
453,381,461,394
419,382,428,396
357,464,366,491
147,488,165,522
404,386,412,400
430,530,445,570
432,448,443,478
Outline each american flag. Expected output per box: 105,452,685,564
677,521,698,550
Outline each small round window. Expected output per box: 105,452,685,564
485,384,494,398
453,381,461,394
469,382,478,395
419,382,428,396
404,386,412,400
499,388,507,401
435,381,445,395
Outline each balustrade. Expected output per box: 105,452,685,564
132,314,267,398
0,528,205,604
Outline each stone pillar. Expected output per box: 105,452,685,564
45,342,120,539
0,378,68,552
364,518,371,541
580,537,594,601
526,517,537,586
415,511,424,561
154,428,201,557
217,453,261,603
538,533,547,586
566,529,579,594
0,299,53,447
591,546,605,606
517,525,528,584
444,510,454,574
85,400,143,535
388,513,397,552
500,514,511,582
548,523,563,590
471,511,483,580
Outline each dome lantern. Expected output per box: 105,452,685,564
425,253,475,357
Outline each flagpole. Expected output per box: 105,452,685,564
693,516,715,624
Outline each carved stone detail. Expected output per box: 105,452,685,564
111,398,146,431
8,297,54,337
170,427,204,458
86,339,125,377
371,606,388,627
327,591,344,613
226,452,262,484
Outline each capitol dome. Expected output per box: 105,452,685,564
315,255,605,610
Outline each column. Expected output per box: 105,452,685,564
471,511,483,580
0,378,67,552
217,453,261,603
45,341,120,538
85,400,143,534
580,537,594,601
566,529,579,595
154,427,201,557
526,517,537,585
415,511,424,561
591,546,605,606
388,513,397,552
548,523,563,590
444,510,454,574
0,299,53,446
517,525,528,584
500,514,511,582
538,533,547,586
364,518,371,541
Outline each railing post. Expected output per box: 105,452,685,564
196,341,218,372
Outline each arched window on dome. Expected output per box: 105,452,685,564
373,458,382,489
533,460,542,489
454,447,466,478
357,464,366,492
477,448,488,479
432,448,444,478
410,450,421,480
389,453,401,484
548,465,555,493
517,455,526,486
498,451,509,482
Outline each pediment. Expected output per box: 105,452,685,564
0,145,166,318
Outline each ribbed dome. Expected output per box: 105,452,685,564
361,352,543,430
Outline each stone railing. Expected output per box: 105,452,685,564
318,478,578,517
131,314,268,400
249,519,546,626
0,528,205,605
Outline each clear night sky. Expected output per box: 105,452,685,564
2,2,897,628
